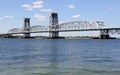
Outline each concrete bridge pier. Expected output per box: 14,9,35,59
8,34,13,38
24,33,30,38
23,18,31,38
0,34,13,38
100,29,110,39
49,31,59,38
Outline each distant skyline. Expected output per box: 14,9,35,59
0,0,120,36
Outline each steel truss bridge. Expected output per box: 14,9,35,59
0,12,120,39
0,21,119,39
7,21,119,33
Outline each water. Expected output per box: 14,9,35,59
0,38,120,75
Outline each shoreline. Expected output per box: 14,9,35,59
0,36,117,39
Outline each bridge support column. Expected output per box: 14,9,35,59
23,18,31,38
100,35,110,39
100,29,110,39
8,34,13,38
24,33,30,38
49,31,59,38
49,12,59,38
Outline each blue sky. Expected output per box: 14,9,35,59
0,0,120,35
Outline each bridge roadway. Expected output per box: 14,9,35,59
0,27,120,35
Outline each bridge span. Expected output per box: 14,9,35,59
0,12,120,39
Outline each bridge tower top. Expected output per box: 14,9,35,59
24,18,30,28
49,12,58,26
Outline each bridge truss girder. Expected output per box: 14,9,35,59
100,28,120,37
8,25,49,34
107,29,120,34
54,21,104,31
8,21,105,34
30,25,49,32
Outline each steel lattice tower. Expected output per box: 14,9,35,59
23,18,30,38
49,12,59,38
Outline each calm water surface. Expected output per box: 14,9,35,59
0,38,120,75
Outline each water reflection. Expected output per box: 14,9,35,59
47,39,60,75
22,39,61,75
1,39,120,75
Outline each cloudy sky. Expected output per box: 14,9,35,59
0,0,120,34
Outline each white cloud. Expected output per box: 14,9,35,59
4,16,13,19
22,4,33,10
33,4,43,8
34,14,46,21
33,1,44,5
67,4,75,9
72,15,80,19
22,4,31,8
41,9,54,13
22,1,44,10
0,16,13,22
0,18,4,21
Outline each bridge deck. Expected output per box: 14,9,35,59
0,28,120,35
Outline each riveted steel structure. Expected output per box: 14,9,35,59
54,21,104,31
8,21,105,33
49,12,59,38
23,18,30,38
99,28,120,39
